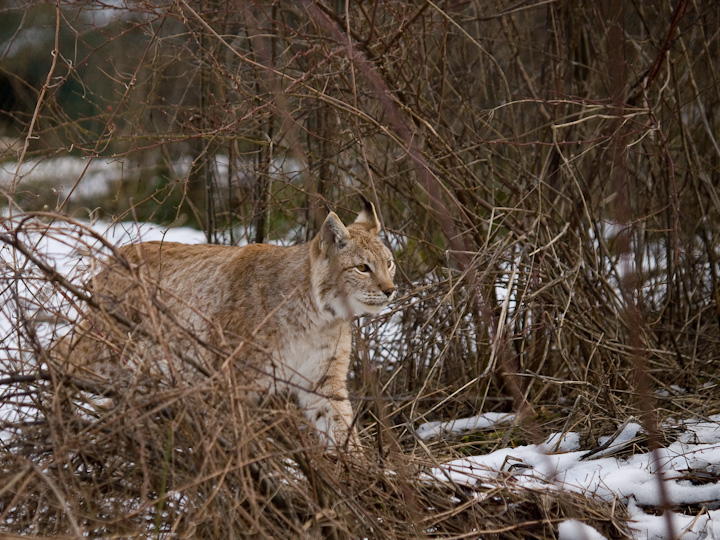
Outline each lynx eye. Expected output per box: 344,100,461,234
355,263,371,274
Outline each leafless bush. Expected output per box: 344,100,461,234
1,0,719,536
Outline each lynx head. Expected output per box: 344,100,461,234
311,201,396,320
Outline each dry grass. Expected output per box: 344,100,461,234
2,0,720,537
0,369,630,539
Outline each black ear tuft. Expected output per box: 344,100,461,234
353,198,381,234
362,196,374,217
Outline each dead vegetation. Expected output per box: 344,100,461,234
1,0,720,537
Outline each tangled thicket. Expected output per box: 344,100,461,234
1,0,719,537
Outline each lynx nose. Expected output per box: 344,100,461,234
381,284,396,298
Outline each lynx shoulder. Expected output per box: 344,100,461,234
57,202,396,448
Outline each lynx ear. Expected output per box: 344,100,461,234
320,211,350,249
354,199,381,234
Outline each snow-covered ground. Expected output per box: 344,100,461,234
2,215,720,540
0,153,307,205
418,416,720,540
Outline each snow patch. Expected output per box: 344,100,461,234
558,519,608,540
415,412,515,440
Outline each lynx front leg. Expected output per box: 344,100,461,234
297,387,359,449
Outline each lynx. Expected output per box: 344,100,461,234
59,202,396,448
